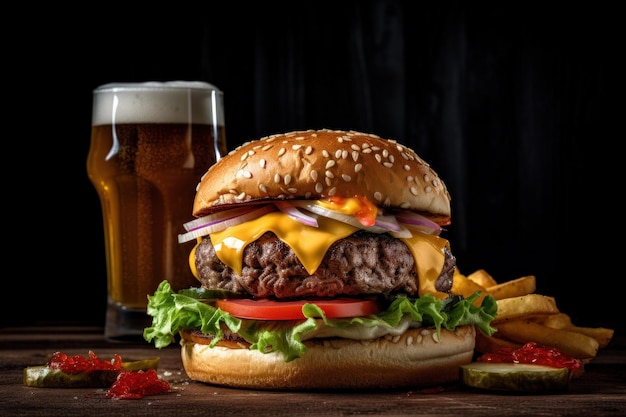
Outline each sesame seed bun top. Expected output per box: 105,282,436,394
193,129,452,225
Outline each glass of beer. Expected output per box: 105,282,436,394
87,81,227,341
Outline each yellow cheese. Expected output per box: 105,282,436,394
192,210,450,299
209,212,358,276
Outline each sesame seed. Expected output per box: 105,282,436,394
325,160,336,169
362,148,372,154
354,163,363,172
334,149,342,159
328,187,337,196
259,184,267,193
322,150,330,158
342,174,352,182
274,174,281,183
425,186,432,193
341,150,348,159
400,202,410,209
278,148,286,157
407,175,414,182
406,336,413,346
292,144,302,150
404,165,411,171
242,170,252,178
351,144,360,151
374,192,382,201
315,182,323,193
287,188,297,193
325,170,334,179
260,159,266,168
410,186,418,195
325,177,333,186
305,146,313,155
424,174,431,182
392,335,400,343
310,170,318,181
421,329,430,336
351,151,359,161
235,192,246,200
416,335,423,344
261,144,272,151
432,332,440,343
382,149,389,158
375,154,382,163
284,174,292,185
383,162,393,168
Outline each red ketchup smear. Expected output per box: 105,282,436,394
47,351,123,373
328,195,378,227
477,342,582,372
106,369,170,399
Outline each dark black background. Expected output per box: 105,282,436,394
6,2,622,337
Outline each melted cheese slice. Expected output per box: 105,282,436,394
191,211,450,299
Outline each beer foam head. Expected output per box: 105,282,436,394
92,81,225,126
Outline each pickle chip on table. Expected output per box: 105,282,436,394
460,362,571,393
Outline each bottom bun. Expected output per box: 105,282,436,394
180,325,476,390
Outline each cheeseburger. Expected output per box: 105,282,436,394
144,129,496,390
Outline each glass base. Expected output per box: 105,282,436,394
105,302,151,343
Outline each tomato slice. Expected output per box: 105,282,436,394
215,298,379,320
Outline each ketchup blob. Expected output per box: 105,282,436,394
477,342,582,372
106,369,170,399
47,351,123,374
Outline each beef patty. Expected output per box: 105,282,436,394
194,231,455,299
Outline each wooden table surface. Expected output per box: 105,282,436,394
1,326,624,416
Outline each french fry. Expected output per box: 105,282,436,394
491,294,559,324
537,312,573,329
487,275,536,300
474,331,521,354
451,273,488,306
564,326,614,349
469,270,613,363
496,320,600,359
534,313,614,348
467,269,498,288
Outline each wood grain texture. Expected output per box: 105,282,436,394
1,327,625,416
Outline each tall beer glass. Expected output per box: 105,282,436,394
87,81,227,341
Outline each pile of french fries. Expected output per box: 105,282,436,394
451,269,614,363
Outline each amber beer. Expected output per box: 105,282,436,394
87,82,227,340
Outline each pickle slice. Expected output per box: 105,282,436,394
23,366,120,388
24,357,160,388
122,357,160,371
459,362,571,392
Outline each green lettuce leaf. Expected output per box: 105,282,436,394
144,280,497,362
